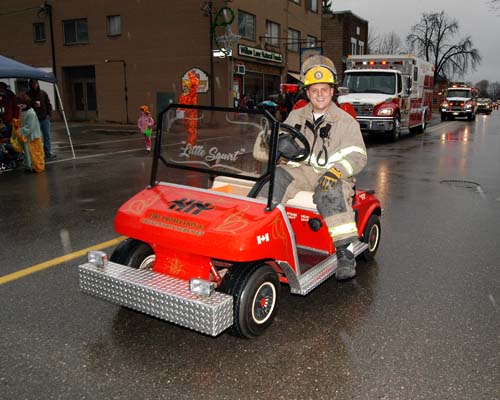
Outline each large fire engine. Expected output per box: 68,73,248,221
337,54,434,141
439,83,478,121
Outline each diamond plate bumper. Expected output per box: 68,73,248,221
79,262,233,336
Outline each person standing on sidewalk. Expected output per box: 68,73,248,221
27,79,55,159
137,105,155,153
15,93,45,172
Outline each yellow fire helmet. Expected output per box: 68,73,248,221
301,55,337,87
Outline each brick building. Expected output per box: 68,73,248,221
0,0,322,123
321,11,368,85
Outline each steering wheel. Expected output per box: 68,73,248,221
277,123,311,162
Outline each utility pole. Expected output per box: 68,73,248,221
43,1,56,79
208,1,215,106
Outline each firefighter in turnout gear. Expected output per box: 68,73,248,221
264,55,367,280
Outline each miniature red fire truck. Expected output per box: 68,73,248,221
79,105,382,338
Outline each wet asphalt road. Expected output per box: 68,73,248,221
1,113,499,399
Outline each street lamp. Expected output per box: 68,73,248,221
104,59,129,123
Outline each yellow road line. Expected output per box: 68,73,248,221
0,236,126,285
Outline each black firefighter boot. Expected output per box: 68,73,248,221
335,245,356,281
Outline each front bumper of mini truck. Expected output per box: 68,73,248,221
79,259,233,336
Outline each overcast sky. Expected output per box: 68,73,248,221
332,0,499,84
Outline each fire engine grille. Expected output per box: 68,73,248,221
449,101,466,111
352,103,374,116
79,262,233,336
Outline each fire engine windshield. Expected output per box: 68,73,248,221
446,89,471,98
343,71,397,95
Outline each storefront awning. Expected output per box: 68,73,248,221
288,72,301,82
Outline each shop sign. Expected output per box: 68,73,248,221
238,45,283,64
182,68,209,93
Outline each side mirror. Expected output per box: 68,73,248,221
338,86,349,96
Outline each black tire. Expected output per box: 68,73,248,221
361,214,381,261
441,113,447,122
421,112,427,133
110,238,155,270
219,263,280,339
387,114,401,142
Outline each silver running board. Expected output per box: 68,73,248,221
79,262,233,336
282,241,369,296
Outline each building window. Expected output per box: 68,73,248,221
288,28,300,52
107,15,121,37
63,18,88,45
266,21,280,47
238,10,256,41
33,23,46,42
351,38,357,55
307,0,318,12
358,40,365,55
306,35,317,48
289,0,301,4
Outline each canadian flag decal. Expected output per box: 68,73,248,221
257,233,270,245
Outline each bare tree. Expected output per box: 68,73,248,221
407,11,481,81
475,79,490,96
367,27,380,54
489,82,500,100
322,0,332,14
377,32,406,54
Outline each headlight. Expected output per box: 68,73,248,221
377,108,394,116
190,278,216,296
88,251,108,267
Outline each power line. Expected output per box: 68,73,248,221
0,6,41,17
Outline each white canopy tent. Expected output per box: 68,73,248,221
0,54,75,158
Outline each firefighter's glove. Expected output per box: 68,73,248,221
318,168,343,191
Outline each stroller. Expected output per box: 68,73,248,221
0,125,23,172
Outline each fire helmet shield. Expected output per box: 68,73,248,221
301,55,337,87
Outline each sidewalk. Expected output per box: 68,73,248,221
47,120,146,162
52,120,137,136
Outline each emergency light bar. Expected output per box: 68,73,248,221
350,59,407,69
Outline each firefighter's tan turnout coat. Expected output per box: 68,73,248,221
280,101,367,244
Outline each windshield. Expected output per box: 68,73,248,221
446,89,471,98
343,72,397,95
154,105,276,190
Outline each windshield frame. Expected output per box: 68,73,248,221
151,104,281,211
446,89,472,98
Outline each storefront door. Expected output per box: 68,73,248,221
73,80,97,120
63,66,97,121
